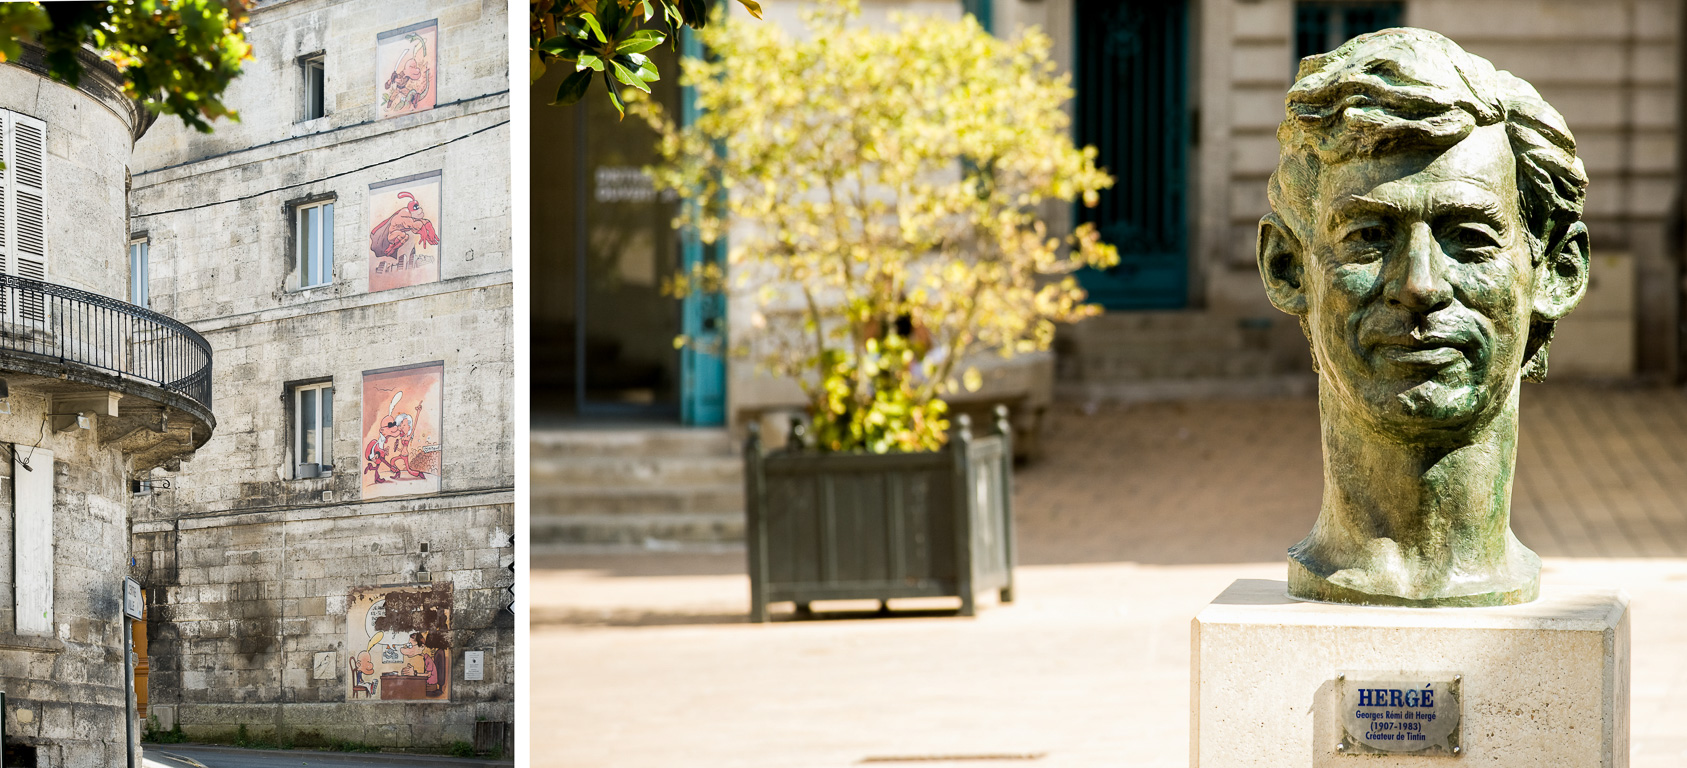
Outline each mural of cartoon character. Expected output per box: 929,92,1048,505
362,362,443,499
364,390,429,484
346,584,453,702
400,631,449,698
368,191,441,268
349,635,382,698
382,32,433,115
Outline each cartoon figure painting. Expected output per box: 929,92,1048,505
346,584,453,702
377,20,438,118
362,361,443,499
367,171,442,292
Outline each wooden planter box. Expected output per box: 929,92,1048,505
744,409,1017,622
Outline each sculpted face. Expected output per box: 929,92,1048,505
1260,27,1591,606
1304,124,1533,437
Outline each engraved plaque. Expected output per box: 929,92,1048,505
1337,673,1462,756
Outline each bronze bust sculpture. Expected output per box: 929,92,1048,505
1257,29,1590,606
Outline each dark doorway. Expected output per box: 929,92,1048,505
1073,0,1191,311
532,47,686,424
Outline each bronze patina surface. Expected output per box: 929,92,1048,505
1257,29,1590,607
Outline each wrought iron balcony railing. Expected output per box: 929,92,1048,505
0,273,212,410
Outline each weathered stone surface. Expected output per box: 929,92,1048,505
1257,29,1591,606
126,0,512,749
0,45,202,766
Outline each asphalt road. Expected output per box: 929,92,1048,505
141,745,512,768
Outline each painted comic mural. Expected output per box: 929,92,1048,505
347,583,453,702
377,20,438,118
361,361,443,499
367,171,442,292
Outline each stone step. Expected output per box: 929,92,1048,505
531,428,738,459
1073,349,1281,381
531,454,745,488
1065,312,1259,345
532,484,745,517
532,512,746,546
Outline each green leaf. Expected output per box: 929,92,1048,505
597,0,624,33
578,12,606,42
641,0,655,21
679,0,707,28
610,59,652,93
537,34,590,57
603,72,626,118
530,51,547,83
577,53,605,72
627,52,659,82
616,29,665,54
552,69,594,105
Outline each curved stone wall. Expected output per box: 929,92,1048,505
0,53,140,302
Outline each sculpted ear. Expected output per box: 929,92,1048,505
1534,220,1590,321
1258,213,1308,316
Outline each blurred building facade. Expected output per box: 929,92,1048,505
1021,0,1675,398
126,0,514,751
533,0,1682,547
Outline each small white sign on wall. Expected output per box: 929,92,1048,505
464,650,485,681
124,577,144,620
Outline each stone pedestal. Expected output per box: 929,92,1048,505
1191,579,1628,767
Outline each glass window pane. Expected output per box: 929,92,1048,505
323,203,334,281
321,386,333,464
129,244,141,304
139,243,148,306
301,388,317,464
308,63,325,119
300,206,316,285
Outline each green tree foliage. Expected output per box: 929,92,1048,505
531,0,761,116
0,1,253,133
635,0,1118,453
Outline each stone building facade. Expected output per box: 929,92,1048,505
0,48,217,767
126,0,513,751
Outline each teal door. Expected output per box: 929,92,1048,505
680,29,727,426
1073,0,1189,311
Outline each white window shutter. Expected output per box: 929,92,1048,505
10,112,45,322
0,109,10,319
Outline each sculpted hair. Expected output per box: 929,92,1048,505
1266,28,1589,380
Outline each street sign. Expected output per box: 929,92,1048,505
123,578,143,621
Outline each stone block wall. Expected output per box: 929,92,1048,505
126,0,513,750
130,498,514,745
0,394,149,768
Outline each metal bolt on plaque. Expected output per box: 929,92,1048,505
1337,673,1463,756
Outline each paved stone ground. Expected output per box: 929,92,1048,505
532,382,1687,767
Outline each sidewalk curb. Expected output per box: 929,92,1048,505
147,750,209,768
151,743,514,767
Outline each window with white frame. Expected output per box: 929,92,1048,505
293,381,334,478
129,238,149,306
296,198,334,288
301,53,326,121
